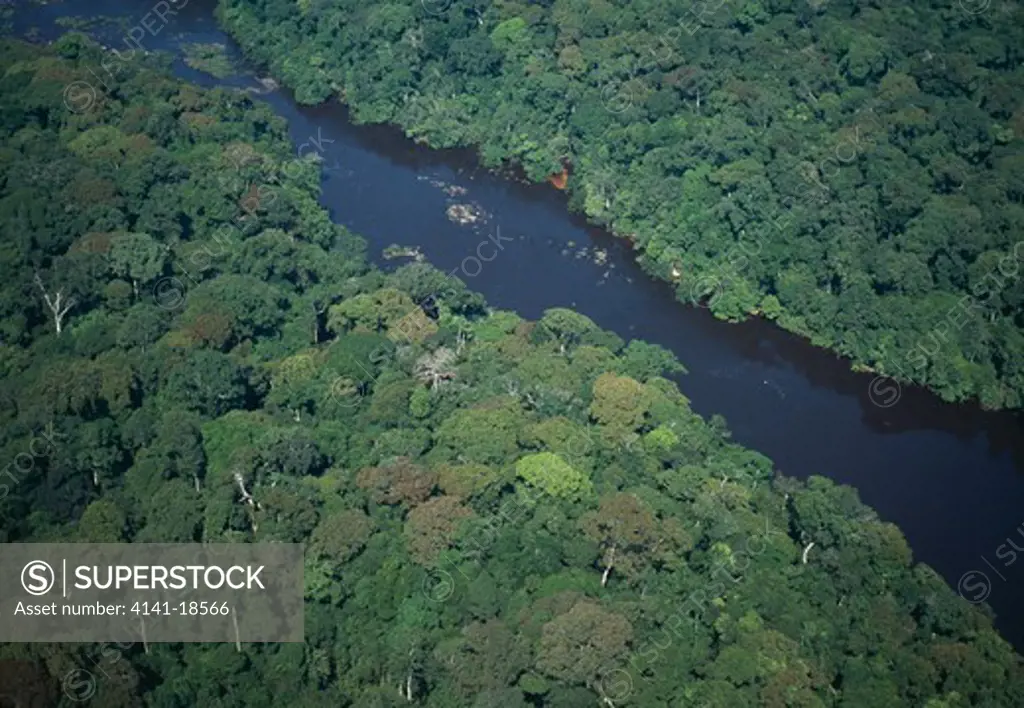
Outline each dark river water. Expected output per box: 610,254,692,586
11,0,1024,651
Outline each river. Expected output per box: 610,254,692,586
11,0,1024,650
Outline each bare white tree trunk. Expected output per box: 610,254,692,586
232,610,241,653
312,301,326,344
414,348,456,388
234,471,255,507
802,541,815,564
600,546,616,587
34,273,75,335
234,471,259,534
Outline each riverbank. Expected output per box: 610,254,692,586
213,0,1024,412
9,0,1024,652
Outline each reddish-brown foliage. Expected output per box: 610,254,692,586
548,168,568,190
356,458,437,506
184,311,234,349
69,174,118,207
404,495,473,564
70,231,116,254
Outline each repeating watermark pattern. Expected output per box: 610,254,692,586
653,187,795,312
641,41,870,312
421,0,454,16
601,0,735,114
959,0,991,15
868,240,1024,408
50,3,339,318
58,544,242,703
0,422,64,527
63,81,99,115
421,565,458,603
421,405,770,623
958,519,1024,605
30,4,1018,704
328,226,515,408
684,218,780,311
63,666,100,702
480,437,775,703
792,44,886,204
594,519,784,702
153,127,337,311
424,482,543,603
796,121,881,204
295,126,336,168
62,0,192,114
422,416,608,603
867,375,902,408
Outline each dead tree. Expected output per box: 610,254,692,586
600,546,616,587
234,470,260,534
802,541,815,564
311,299,327,344
397,649,416,702
34,273,75,335
414,347,457,389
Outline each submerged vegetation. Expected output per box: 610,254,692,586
217,0,1024,410
182,42,235,79
0,34,1022,707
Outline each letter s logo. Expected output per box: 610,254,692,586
957,570,991,604
21,561,55,596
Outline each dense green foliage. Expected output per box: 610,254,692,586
217,0,1024,409
2,36,1024,707
182,43,237,80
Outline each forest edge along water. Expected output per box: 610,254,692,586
9,0,1024,650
